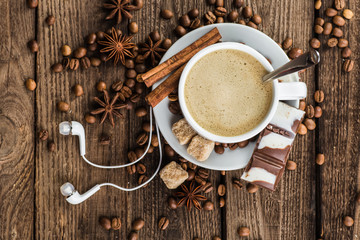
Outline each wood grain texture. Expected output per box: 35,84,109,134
317,0,360,239
224,0,316,239
0,1,35,239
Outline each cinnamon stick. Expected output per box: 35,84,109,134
138,27,221,87
145,65,186,108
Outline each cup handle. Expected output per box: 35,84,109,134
277,82,307,100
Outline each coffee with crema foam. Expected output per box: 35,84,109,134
184,49,273,137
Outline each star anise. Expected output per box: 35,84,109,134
139,36,166,66
174,181,207,211
103,0,137,24
91,90,127,127
98,27,135,65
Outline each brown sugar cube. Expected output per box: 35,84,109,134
172,118,197,145
159,161,189,189
187,135,215,161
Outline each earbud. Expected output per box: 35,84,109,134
60,182,100,205
59,121,86,156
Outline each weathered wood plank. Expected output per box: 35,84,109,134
0,1,35,239
225,0,316,239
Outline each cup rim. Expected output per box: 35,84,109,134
178,42,280,143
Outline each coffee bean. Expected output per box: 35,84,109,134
136,163,146,174
343,59,354,72
232,178,243,189
62,57,70,70
168,93,178,102
85,33,96,45
216,0,224,7
181,162,188,171
128,22,139,34
158,217,169,230
126,69,137,79
188,8,199,18
334,0,345,10
247,21,258,29
135,63,146,73
332,27,344,38
135,107,147,117
162,38,172,49
142,122,153,133
132,218,145,231
69,58,80,71
217,184,226,196
205,11,216,23
149,30,161,42
128,231,139,240
215,145,225,154
85,114,96,124
48,141,56,152
251,14,262,25
111,81,123,92
228,143,237,150
314,25,323,34
99,217,111,230
343,9,354,19
184,169,194,181
304,118,316,130
134,148,144,158
310,38,321,49
169,102,181,115
325,8,338,17
195,175,206,186
198,168,209,179
214,7,227,17
129,93,140,103
99,134,110,145
216,17,224,23
179,14,191,27
299,100,306,111
314,106,322,118
242,6,253,18
134,82,144,94
322,22,333,35
220,171,226,176
337,38,348,48
246,183,259,193
45,15,56,26
305,105,315,118
188,162,197,170
189,18,201,29
125,59,135,69
314,90,325,103
212,237,221,240
168,197,178,209
150,134,159,147
314,0,322,10
238,19,246,25
237,140,249,148
238,227,250,237
316,153,325,165
207,0,216,5
136,132,148,146
51,63,63,73
161,9,174,19
219,197,225,207
234,0,244,8
203,200,214,211
297,123,307,135
128,151,137,163
90,57,101,67
125,78,136,88
138,174,149,185
96,31,105,40
286,160,297,170
202,182,214,193
95,81,106,92
288,48,303,59
127,165,136,174
174,25,187,37
57,101,70,112
341,47,352,58
28,40,39,53
25,78,36,91
27,0,38,8
111,217,121,230
73,47,87,58
39,129,49,141
282,38,293,50
164,144,175,157
81,57,91,69
343,216,354,227
228,10,239,22
315,17,325,26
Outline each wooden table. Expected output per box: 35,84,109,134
1,0,359,239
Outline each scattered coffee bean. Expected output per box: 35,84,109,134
135,63,146,73
243,6,253,18
51,63,63,73
48,141,56,152
174,25,187,37
128,22,139,34
246,183,259,193
81,57,91,69
127,165,136,174
111,81,123,92
247,21,258,29
215,145,225,154
316,153,325,165
86,33,97,45
125,79,135,88
130,93,140,103
219,197,225,207
128,151,137,162
332,27,344,38
333,15,346,26
298,123,307,135
220,171,226,175
138,174,149,185
228,11,239,22
337,38,348,48
46,15,55,25
286,160,297,170
96,81,106,92
136,163,147,174
132,218,145,231
25,78,36,91
135,107,147,117
158,217,169,230
217,184,226,196
304,118,316,130
27,0,38,8
315,17,325,26
168,196,178,209
238,19,246,25
325,8,338,17
229,143,238,150
237,140,249,148
314,25,323,34
343,59,354,72
343,216,354,227
72,84,84,97
181,162,188,170
299,100,306,111
62,57,70,70
135,148,145,158
161,9,174,19
90,57,101,67
341,47,352,58
85,113,96,124
212,236,221,240
133,0,144,9
134,82,144,94
234,0,244,8
120,86,132,98
169,101,181,114
99,134,110,145
207,0,216,4
288,48,303,59
150,30,161,42
314,90,325,103
334,0,345,10
136,132,148,146
203,200,214,211
164,144,175,157
180,14,191,27
111,217,121,230
322,22,333,35
162,38,172,49
128,231,139,240
39,129,49,141
232,178,243,189
69,58,80,70
195,175,206,186
202,182,214,193
310,38,321,49
251,14,262,25
216,0,224,7
125,59,135,69
214,7,227,17
342,9,354,19
327,38,338,48
314,106,322,118
188,162,197,170
187,169,195,181
216,17,224,23
151,134,159,147
188,8,199,18
314,0,322,10
142,122,154,133
238,227,250,237
73,47,87,58
57,101,70,112
205,11,217,23
198,168,209,179
99,217,111,230
305,105,315,118
126,69,137,79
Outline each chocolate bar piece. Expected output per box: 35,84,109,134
241,102,305,191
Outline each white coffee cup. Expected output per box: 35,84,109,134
178,42,307,143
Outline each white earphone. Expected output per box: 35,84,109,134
59,107,163,204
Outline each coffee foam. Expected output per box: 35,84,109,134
184,49,272,137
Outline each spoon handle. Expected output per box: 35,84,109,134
262,49,320,83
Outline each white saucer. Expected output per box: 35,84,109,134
153,23,299,171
